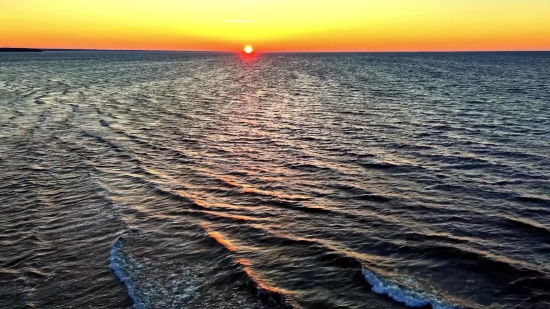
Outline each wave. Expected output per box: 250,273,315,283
82,130,122,152
358,160,425,174
109,238,145,309
515,195,550,205
499,215,550,238
286,162,334,173
328,183,394,202
202,224,294,308
392,242,542,282
362,268,456,309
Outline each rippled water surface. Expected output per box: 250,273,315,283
1,51,549,309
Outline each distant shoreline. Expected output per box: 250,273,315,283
0,48,43,52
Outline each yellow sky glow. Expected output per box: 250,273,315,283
1,0,549,51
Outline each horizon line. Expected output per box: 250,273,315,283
2,47,549,53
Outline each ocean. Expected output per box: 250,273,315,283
0,51,549,309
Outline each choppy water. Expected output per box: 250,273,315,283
1,51,549,309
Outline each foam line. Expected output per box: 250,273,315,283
109,239,145,309
362,268,456,309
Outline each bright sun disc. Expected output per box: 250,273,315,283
244,45,253,54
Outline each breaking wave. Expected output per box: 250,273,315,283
362,268,456,309
109,239,145,309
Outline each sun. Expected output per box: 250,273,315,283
244,45,253,54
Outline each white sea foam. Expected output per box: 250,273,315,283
109,239,145,309
362,268,456,309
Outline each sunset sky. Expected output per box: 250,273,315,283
1,0,549,52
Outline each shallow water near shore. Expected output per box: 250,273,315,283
1,51,549,308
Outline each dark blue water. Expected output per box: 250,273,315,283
1,51,549,309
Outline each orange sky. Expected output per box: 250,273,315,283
1,0,549,52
